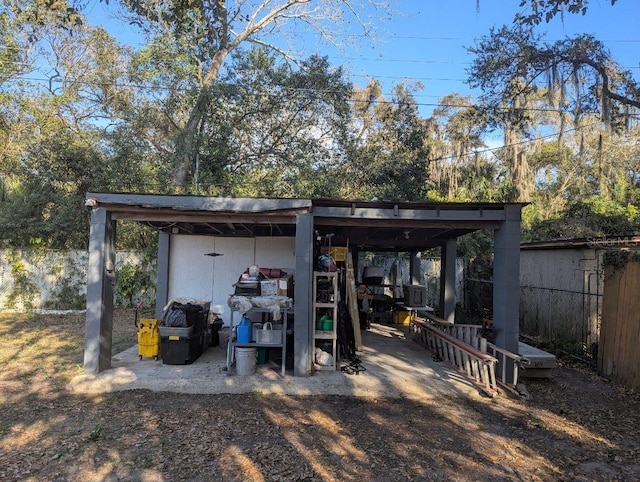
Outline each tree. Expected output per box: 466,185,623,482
468,26,640,129
467,24,640,204
513,0,618,26
428,94,489,200
0,1,157,248
341,80,432,201
114,0,392,190
202,50,354,198
1,0,85,176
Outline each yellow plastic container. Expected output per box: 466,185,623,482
138,318,161,360
320,246,347,262
394,310,412,325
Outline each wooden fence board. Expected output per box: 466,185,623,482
598,259,640,390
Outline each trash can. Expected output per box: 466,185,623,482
236,347,256,375
209,318,223,347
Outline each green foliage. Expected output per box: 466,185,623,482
602,249,640,271
196,50,354,198
343,81,432,201
46,277,86,310
115,247,157,307
514,0,618,26
524,197,640,241
3,249,39,310
44,256,87,310
457,230,494,277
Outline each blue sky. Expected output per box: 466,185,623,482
329,0,639,112
87,0,639,118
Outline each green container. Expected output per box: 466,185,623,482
320,315,333,331
257,347,267,365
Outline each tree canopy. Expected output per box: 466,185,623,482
0,0,638,250
513,0,618,25
113,0,392,189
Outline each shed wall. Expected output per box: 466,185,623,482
520,248,602,347
168,235,296,326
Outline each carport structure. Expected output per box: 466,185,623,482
84,193,524,379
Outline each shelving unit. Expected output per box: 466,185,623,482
312,271,339,370
226,306,289,377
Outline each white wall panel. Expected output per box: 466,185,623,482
254,237,296,273
168,235,295,325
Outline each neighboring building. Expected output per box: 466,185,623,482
520,236,640,354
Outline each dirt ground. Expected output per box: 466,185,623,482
1,309,639,482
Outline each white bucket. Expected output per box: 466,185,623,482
236,347,256,376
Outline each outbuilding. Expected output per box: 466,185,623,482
83,193,524,379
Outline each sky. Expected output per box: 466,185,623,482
86,0,639,119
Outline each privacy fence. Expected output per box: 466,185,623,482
2,250,460,312
599,258,640,390
0,249,154,311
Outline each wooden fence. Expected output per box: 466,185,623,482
598,259,640,390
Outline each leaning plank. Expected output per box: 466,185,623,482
345,251,362,351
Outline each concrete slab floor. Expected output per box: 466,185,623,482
69,323,485,401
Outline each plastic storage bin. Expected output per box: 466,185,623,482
160,331,204,365
160,301,210,365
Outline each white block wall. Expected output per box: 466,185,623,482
168,235,296,326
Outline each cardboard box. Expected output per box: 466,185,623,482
277,275,294,298
260,279,278,296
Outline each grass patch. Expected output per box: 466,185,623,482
0,308,139,386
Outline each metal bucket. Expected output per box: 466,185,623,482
236,347,256,375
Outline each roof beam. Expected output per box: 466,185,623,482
239,223,254,235
205,223,223,235
86,193,312,213
312,206,507,222
111,212,298,225
313,217,500,230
